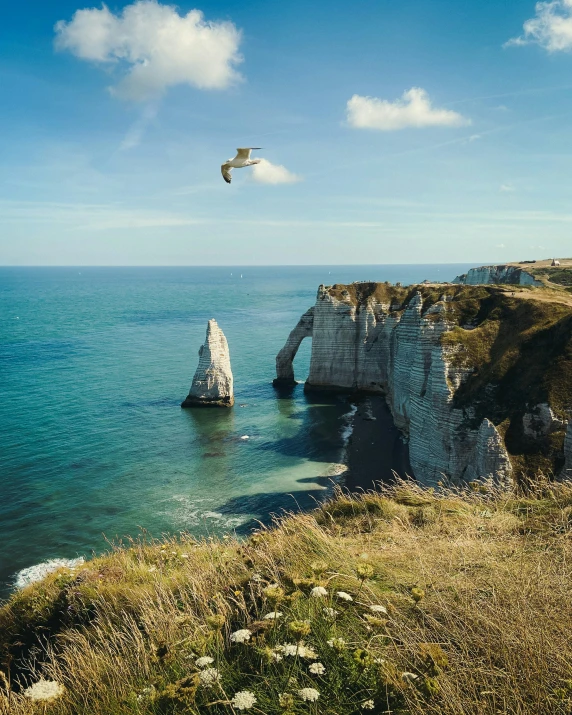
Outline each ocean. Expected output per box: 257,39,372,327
0,264,474,599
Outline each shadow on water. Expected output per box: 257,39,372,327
261,385,352,462
216,487,331,536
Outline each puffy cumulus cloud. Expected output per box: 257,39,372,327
346,88,470,131
505,0,572,51
54,1,242,100
251,159,301,185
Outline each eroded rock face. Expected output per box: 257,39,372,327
464,419,513,487
276,283,572,485
453,265,541,286
181,319,234,408
276,286,513,485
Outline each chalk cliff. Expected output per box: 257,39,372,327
182,319,234,408
276,283,572,485
453,264,542,286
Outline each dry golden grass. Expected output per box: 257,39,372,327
2,479,572,714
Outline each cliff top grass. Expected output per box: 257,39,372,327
2,479,572,715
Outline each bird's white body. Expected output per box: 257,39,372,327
221,148,262,184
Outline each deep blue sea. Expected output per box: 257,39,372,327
0,264,473,599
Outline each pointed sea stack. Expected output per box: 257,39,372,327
181,319,234,408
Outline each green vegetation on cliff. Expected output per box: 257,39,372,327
2,480,572,715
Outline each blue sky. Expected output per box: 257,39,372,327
2,0,572,265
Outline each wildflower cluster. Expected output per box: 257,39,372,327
141,566,442,713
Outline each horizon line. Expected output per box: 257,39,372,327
0,260,542,269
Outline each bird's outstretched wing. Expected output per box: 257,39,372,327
221,164,232,184
236,147,262,160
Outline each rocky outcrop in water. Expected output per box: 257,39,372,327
453,264,541,286
182,319,234,408
275,282,572,485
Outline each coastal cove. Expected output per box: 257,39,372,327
0,265,474,599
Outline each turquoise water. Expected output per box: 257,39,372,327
0,265,473,598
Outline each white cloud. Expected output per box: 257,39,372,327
496,243,507,248
251,159,301,185
505,0,572,51
55,1,242,100
468,134,481,142
500,183,516,192
346,88,470,131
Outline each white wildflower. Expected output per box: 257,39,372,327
195,656,215,668
251,573,263,582
230,628,252,643
199,668,220,686
309,662,326,675
362,699,375,710
298,687,320,702
148,566,157,573
276,643,298,657
310,586,328,598
369,604,388,614
231,691,257,710
323,607,339,618
402,672,419,683
263,611,283,620
275,643,317,659
23,680,64,702
271,651,283,662
336,591,353,601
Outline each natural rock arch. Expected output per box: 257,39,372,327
273,307,314,386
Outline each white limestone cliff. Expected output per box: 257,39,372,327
182,319,234,408
453,264,541,286
277,286,514,485
463,419,513,487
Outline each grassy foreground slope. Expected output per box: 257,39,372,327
2,480,572,714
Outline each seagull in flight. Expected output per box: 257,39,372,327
221,147,262,184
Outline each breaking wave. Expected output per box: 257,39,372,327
14,557,85,590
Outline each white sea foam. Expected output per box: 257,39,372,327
14,557,85,589
338,403,358,470
164,495,249,530
339,404,358,442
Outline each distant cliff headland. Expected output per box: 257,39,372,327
275,261,572,485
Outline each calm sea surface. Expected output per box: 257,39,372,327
0,265,473,598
